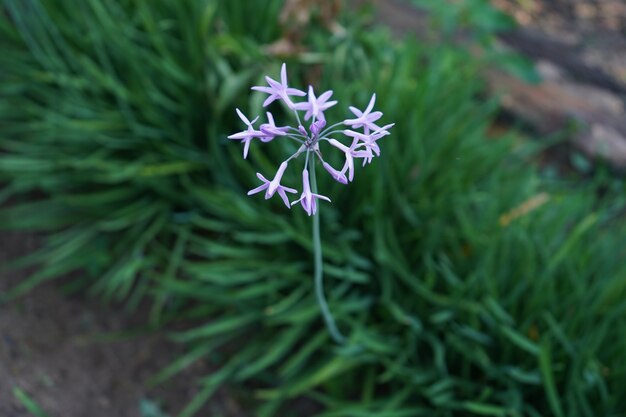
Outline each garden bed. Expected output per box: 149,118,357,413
1,1,626,416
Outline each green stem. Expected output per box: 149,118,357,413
310,157,346,344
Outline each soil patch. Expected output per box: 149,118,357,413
0,232,244,417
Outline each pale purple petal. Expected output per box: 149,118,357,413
365,93,376,114
266,76,282,90
235,108,250,125
323,161,348,184
306,198,315,216
319,100,338,111
242,139,252,159
248,183,269,195
293,102,310,111
312,193,331,202
251,86,274,94
262,95,279,107
227,132,248,140
280,63,287,86
286,87,306,96
318,90,334,103
341,155,354,182
277,188,291,208
367,111,383,122
348,106,363,117
328,139,350,153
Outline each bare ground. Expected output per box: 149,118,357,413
0,231,245,417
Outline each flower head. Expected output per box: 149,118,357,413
252,63,306,109
229,63,393,214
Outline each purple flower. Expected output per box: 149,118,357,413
247,161,297,208
322,161,348,184
353,147,376,166
328,139,357,182
343,123,395,164
345,126,392,147
229,63,393,214
227,108,265,159
344,130,379,157
260,112,289,142
343,93,382,130
291,169,331,216
251,63,306,109
294,86,337,121
310,119,326,138
229,65,394,345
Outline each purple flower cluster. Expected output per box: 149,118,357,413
228,63,393,216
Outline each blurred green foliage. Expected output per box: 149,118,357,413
410,0,540,83
1,1,626,417
411,0,517,36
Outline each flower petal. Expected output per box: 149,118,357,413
348,106,363,117
318,90,334,103
286,87,306,96
235,108,250,125
251,86,273,94
248,183,269,195
242,139,251,159
277,188,291,208
313,193,331,202
280,63,287,86
365,93,376,114
263,95,279,107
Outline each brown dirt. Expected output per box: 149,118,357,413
0,232,245,417
493,0,626,33
493,0,626,85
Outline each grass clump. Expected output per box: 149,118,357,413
1,1,626,416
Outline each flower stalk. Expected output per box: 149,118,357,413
310,154,346,344
228,63,393,342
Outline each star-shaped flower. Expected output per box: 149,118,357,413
251,63,306,109
343,93,382,130
294,86,338,121
248,161,297,207
227,108,265,159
